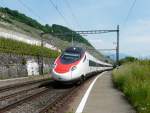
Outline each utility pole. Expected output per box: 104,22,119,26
116,25,119,66
40,33,44,75
71,32,73,46
54,25,120,65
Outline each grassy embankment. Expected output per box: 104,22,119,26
113,60,150,113
0,38,60,58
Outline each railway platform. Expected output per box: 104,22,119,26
67,71,136,113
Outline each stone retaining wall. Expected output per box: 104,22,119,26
0,53,55,79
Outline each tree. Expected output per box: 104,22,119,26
119,56,138,65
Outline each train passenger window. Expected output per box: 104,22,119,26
62,52,80,59
89,60,97,67
60,52,81,64
98,63,104,67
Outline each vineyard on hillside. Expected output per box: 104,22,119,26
0,38,60,58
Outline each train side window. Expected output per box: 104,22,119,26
89,60,97,67
89,60,92,66
83,55,86,62
98,63,104,67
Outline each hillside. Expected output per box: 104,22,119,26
0,38,59,58
0,7,91,45
0,7,106,61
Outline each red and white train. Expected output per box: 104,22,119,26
51,47,112,83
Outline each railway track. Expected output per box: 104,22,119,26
0,79,52,112
0,87,49,112
0,83,76,113
0,79,51,93
39,86,77,113
0,74,98,113
0,77,76,113
39,75,97,113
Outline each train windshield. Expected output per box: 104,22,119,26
60,52,81,64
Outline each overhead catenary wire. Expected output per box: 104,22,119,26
47,0,70,27
0,1,5,7
17,0,47,23
64,0,81,29
123,0,137,26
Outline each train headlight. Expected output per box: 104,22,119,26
71,66,77,71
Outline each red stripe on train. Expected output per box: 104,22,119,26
54,58,80,73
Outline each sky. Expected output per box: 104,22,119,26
0,0,150,58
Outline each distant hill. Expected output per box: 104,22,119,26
0,7,107,61
0,7,91,46
104,53,129,61
51,24,92,46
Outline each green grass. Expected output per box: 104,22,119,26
113,60,150,113
0,37,60,58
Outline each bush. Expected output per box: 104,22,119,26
113,61,150,113
119,56,138,65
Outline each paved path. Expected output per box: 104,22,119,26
67,71,136,113
81,71,136,113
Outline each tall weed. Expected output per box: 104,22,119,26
113,61,150,113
